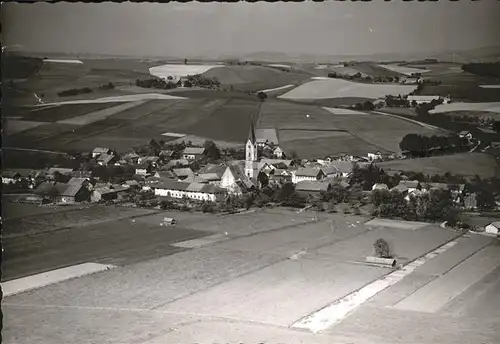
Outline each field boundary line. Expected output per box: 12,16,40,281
291,232,463,333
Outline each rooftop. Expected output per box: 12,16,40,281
183,147,206,155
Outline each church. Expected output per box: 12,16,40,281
245,121,260,181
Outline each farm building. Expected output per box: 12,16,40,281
71,170,92,179
47,167,74,177
2,169,41,185
123,152,140,164
172,168,195,181
53,178,92,203
292,167,326,184
485,222,500,235
260,159,295,169
159,150,175,158
122,180,140,189
182,147,206,161
367,152,383,161
372,183,389,191
195,173,222,185
458,131,473,141
138,156,160,166
390,180,421,193
92,147,112,158
399,77,422,85
165,159,190,169
135,163,152,176
295,180,332,198
153,180,227,202
97,153,116,166
91,185,129,202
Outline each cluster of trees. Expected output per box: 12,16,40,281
327,72,402,84
135,78,178,89
183,74,220,89
372,188,458,223
58,87,93,97
98,82,115,90
462,62,500,78
350,100,375,111
399,133,470,156
385,95,410,108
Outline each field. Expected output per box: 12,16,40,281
430,102,500,114
3,203,156,238
278,78,417,100
202,65,311,92
376,152,500,178
377,64,431,76
347,62,404,77
149,64,223,79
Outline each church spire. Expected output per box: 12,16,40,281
248,119,256,144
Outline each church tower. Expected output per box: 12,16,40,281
245,120,259,180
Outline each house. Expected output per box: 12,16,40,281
138,156,160,166
485,222,500,235
182,147,206,161
195,173,222,185
458,131,473,141
292,168,326,184
221,164,255,195
47,167,74,177
399,77,422,85
390,180,421,194
367,152,383,162
407,95,449,105
172,168,195,181
256,161,273,175
273,146,285,158
463,192,477,210
321,162,354,179
122,180,140,189
2,169,39,185
153,180,227,202
260,159,295,169
372,183,389,191
56,178,92,203
92,147,112,158
295,180,332,198
145,171,176,184
71,170,92,179
159,149,175,159
97,153,116,166
91,185,129,203
122,152,140,164
135,163,152,176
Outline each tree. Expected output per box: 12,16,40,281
257,171,269,188
184,58,188,65
493,121,500,134
203,140,221,161
374,238,392,258
257,91,268,102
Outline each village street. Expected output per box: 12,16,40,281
3,208,500,344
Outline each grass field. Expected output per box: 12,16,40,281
377,64,431,76
149,64,223,79
257,101,343,130
278,78,417,100
290,97,374,107
376,152,500,178
348,62,404,78
2,204,156,239
4,120,45,135
201,65,311,92
430,102,500,114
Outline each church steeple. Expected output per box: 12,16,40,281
245,118,258,179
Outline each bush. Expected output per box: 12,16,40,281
374,238,392,258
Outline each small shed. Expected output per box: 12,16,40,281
485,221,500,235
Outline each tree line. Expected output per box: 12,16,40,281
399,133,470,156
462,62,500,78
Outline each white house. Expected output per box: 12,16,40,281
407,95,450,105
367,152,383,161
292,167,326,184
92,147,112,158
273,146,284,158
153,180,226,202
182,147,206,161
485,222,500,235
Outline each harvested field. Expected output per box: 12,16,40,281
292,97,374,107
2,204,156,239
376,152,500,178
258,101,342,130
279,130,350,142
279,78,417,100
430,102,500,114
44,59,83,64
149,64,223,79
202,65,310,92
377,64,431,76
4,120,44,135
323,107,368,115
57,101,146,125
280,134,385,159
17,102,125,122
348,62,404,77
365,218,430,231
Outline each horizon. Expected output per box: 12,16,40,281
3,1,500,58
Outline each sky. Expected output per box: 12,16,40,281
3,1,500,57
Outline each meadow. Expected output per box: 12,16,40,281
377,64,431,76
278,78,417,100
376,152,500,178
430,102,500,114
